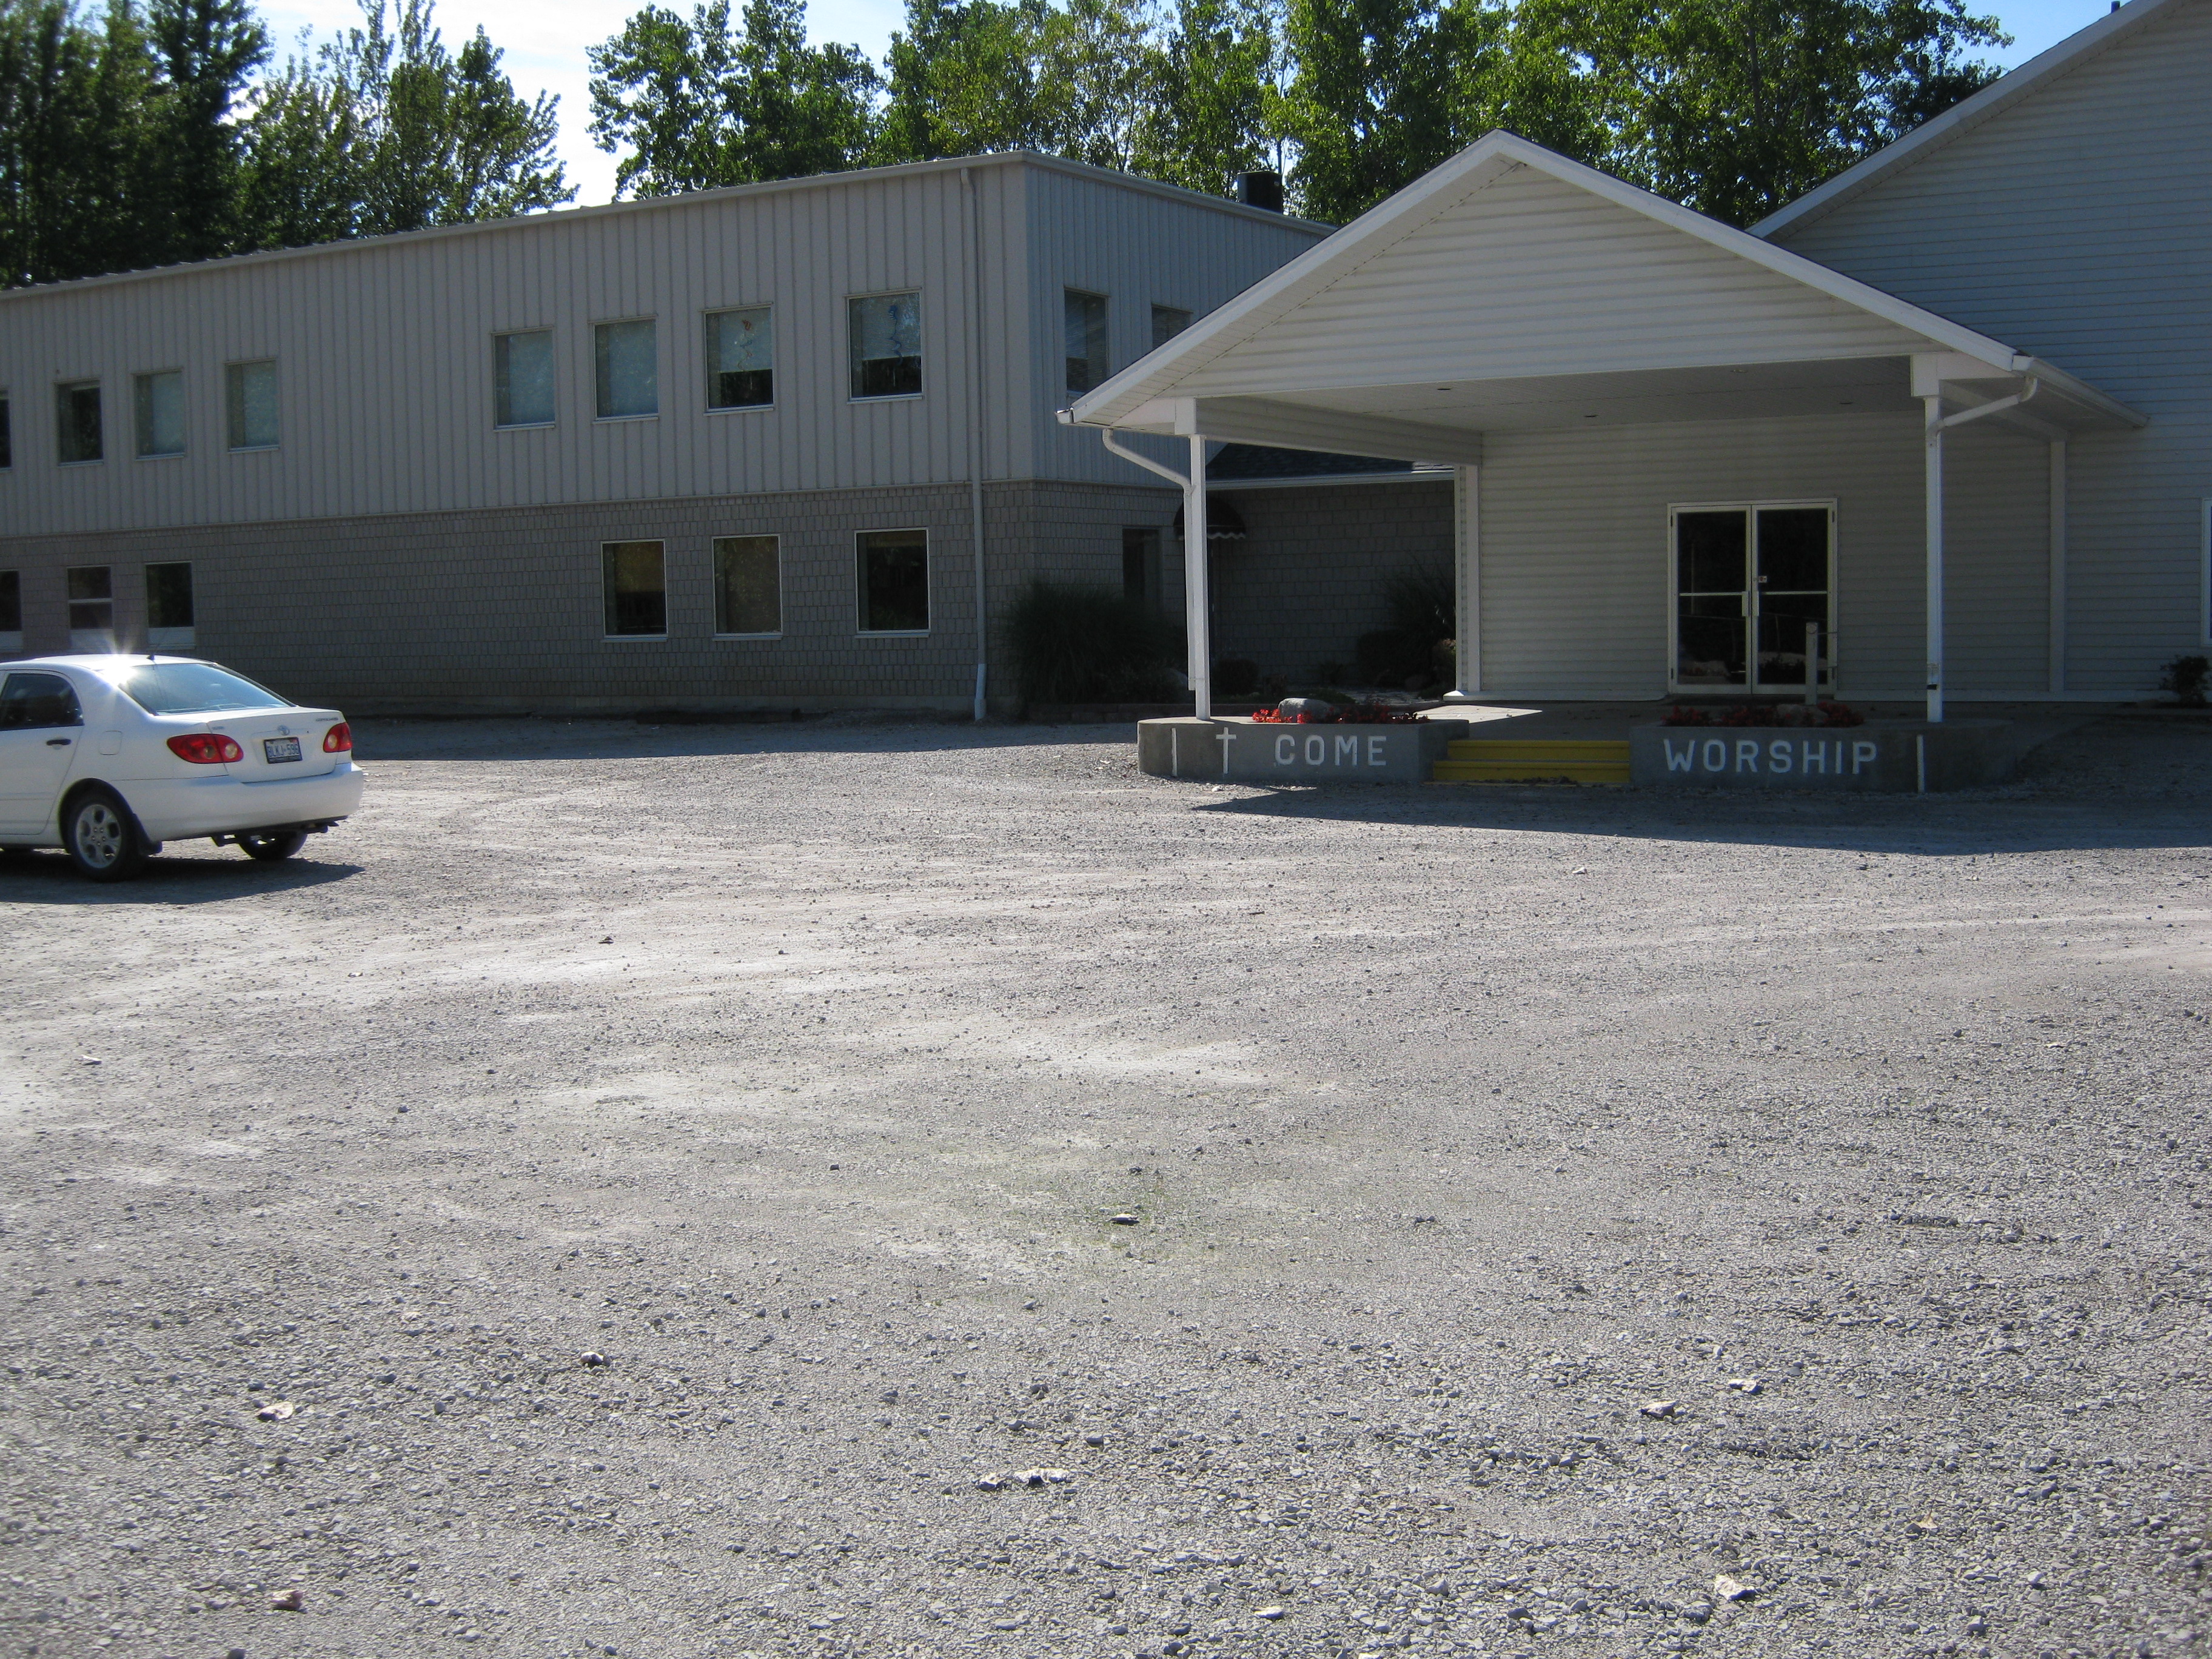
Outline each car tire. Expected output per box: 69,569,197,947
63,787,151,882
238,829,308,863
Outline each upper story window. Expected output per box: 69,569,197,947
705,307,773,410
1151,304,1192,349
1065,290,1108,394
0,391,12,469
850,293,920,400
595,320,658,419
56,380,102,464
495,330,555,427
135,370,184,458
226,360,278,450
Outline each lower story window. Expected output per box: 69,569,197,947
857,529,928,633
714,535,781,635
146,561,195,648
0,569,19,650
67,565,113,648
602,540,666,637
1122,526,1162,610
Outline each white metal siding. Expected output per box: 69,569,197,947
1025,170,1327,488
1170,164,1935,403
1476,412,2050,700
1768,0,2212,694
0,158,1317,540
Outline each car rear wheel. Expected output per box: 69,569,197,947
238,829,308,862
64,788,151,882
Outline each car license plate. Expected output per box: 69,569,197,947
263,736,303,764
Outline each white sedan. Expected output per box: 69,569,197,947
0,655,364,882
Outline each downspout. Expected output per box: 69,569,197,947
963,166,988,723
1091,424,1208,716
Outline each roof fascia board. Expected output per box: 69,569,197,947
1070,132,2036,429
1206,468,1454,491
0,150,1322,305
1190,396,1485,464
1752,0,2187,240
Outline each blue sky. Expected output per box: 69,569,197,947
256,0,2121,209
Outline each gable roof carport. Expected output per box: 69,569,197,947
1064,131,2143,722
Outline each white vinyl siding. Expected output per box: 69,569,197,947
1764,0,2212,694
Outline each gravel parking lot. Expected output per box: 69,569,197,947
4,712,2208,1659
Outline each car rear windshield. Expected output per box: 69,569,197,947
113,663,291,715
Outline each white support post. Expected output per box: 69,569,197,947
2048,438,2068,694
1185,432,1212,720
1923,394,1946,725
1446,463,1480,699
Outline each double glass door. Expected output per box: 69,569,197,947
1673,503,1833,692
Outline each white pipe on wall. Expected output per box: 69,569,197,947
1185,432,1212,720
963,166,988,723
2048,438,2068,694
1446,463,1480,699
1924,394,1946,725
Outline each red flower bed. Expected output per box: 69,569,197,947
1253,700,1420,725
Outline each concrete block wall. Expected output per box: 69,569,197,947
1204,481,1455,682
0,476,1186,714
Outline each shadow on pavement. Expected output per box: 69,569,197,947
0,850,364,904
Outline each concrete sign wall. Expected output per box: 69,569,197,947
1628,720,2022,791
1139,717,1470,782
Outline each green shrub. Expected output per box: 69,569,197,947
1007,582,1181,705
2159,653,2210,708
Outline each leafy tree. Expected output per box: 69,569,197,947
1034,0,1151,169
1276,0,1459,223
588,0,879,195
0,0,158,284
1130,0,1279,195
873,0,1050,162
1515,0,2006,226
144,0,267,261
248,0,570,241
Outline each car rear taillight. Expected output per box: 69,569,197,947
168,732,244,765
323,722,352,754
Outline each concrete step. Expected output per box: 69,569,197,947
1433,738,1631,785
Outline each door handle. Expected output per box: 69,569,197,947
45,737,72,747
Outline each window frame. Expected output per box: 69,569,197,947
1,388,14,470
854,526,931,635
224,358,280,452
133,367,186,460
493,327,558,430
67,563,115,648
593,318,660,422
846,291,923,403
600,538,668,640
56,379,103,466
710,534,783,638
1064,288,1109,396
703,305,776,414
145,560,196,649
